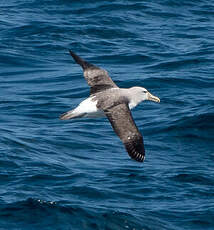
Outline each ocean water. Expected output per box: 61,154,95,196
0,0,214,229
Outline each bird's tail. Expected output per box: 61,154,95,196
60,109,86,120
69,50,96,70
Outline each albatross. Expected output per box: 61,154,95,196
60,51,160,162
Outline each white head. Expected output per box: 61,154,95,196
128,86,160,109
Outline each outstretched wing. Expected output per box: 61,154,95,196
104,103,145,162
69,50,118,95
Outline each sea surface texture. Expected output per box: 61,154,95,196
0,1,214,229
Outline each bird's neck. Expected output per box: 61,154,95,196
122,89,143,110
128,97,142,110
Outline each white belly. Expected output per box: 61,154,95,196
74,96,136,119
75,97,105,118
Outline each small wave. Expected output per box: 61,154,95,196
170,173,213,185
156,113,214,139
0,198,167,230
147,58,211,71
171,113,214,130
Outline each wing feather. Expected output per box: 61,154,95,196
69,50,118,94
104,103,145,162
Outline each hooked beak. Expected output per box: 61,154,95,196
147,92,160,103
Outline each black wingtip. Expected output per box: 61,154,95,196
69,50,95,70
125,141,145,162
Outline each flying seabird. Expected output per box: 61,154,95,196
60,51,160,162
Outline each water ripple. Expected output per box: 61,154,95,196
1,0,214,229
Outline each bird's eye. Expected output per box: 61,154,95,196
143,91,147,93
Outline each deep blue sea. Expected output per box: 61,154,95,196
1,0,214,229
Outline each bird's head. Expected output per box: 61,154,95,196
130,86,160,103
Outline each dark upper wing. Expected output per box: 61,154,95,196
69,50,118,95
104,103,145,162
